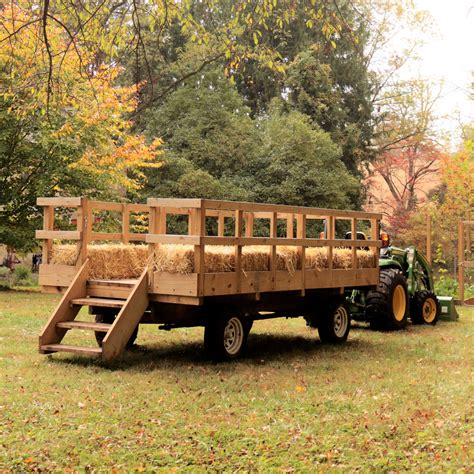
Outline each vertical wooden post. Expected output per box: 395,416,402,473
77,197,91,267
286,214,294,239
270,212,277,290
122,204,130,244
218,213,225,237
370,218,379,269
351,218,357,271
235,210,243,293
191,205,206,297
327,216,335,274
147,205,160,291
245,212,254,238
296,214,306,296
458,221,465,304
426,213,432,264
42,206,54,265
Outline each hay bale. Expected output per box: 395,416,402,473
51,243,375,278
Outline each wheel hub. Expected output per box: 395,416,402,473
422,298,437,323
333,306,349,337
223,317,244,355
392,285,407,321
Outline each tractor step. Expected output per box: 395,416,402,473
71,297,125,308
86,279,137,299
40,344,102,356
56,320,111,332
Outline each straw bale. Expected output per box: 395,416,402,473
51,243,375,279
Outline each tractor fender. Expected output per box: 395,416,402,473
378,259,403,271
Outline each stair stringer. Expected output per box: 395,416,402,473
101,269,149,360
39,259,89,353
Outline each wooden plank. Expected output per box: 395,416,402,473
245,212,254,238
190,207,206,297
463,261,474,269
235,210,243,293
122,204,130,244
296,214,306,295
148,294,202,305
37,197,82,207
217,213,225,236
39,260,88,352
370,218,379,269
127,203,150,212
40,344,102,356
426,213,432,264
71,297,125,308
87,286,132,299
200,236,380,247
270,212,277,291
56,321,111,332
201,199,383,220
127,233,146,241
351,218,357,271
287,214,294,238
89,201,124,212
90,232,123,241
87,279,138,287
146,234,201,245
42,205,54,265
102,270,149,360
39,264,77,287
151,272,198,296
147,198,203,208
35,230,81,240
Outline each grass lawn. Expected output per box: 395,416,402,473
0,290,473,472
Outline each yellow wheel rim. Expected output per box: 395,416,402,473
422,298,437,323
393,285,406,321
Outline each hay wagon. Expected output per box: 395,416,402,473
36,197,382,360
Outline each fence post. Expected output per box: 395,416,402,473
42,205,54,265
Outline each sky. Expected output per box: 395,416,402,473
410,0,474,144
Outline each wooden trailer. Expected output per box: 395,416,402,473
36,197,382,360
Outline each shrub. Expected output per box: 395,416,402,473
0,267,13,289
14,265,30,281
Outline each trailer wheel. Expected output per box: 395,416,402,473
204,315,248,360
318,299,351,343
94,313,138,348
367,269,409,330
411,291,440,325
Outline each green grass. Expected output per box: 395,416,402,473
1,290,473,472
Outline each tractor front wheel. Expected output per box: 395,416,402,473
367,269,409,330
411,291,440,325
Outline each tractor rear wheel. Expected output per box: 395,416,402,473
411,291,440,325
367,269,409,330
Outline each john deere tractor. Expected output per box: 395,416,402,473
347,232,441,330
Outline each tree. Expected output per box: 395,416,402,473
0,3,162,251
255,106,359,209
366,79,444,235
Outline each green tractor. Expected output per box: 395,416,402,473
347,231,441,330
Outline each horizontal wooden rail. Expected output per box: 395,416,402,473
146,234,381,248
200,199,383,220
37,197,82,207
36,230,82,240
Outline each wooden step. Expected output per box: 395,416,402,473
71,297,125,308
87,279,138,288
56,321,111,332
40,344,102,356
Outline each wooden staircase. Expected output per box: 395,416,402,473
39,259,149,361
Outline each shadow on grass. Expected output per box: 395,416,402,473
47,330,379,372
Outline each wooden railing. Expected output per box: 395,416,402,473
146,198,382,298
36,197,150,267
36,197,382,300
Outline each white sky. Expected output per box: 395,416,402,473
410,0,474,143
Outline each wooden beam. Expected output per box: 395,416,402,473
146,234,201,245
35,230,81,240
351,218,357,270
147,198,203,208
122,204,130,244
426,213,432,264
37,197,82,207
41,206,54,265
235,210,243,293
296,214,306,295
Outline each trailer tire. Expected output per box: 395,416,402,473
367,269,409,330
204,315,248,361
94,313,138,348
411,291,440,325
318,299,351,343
